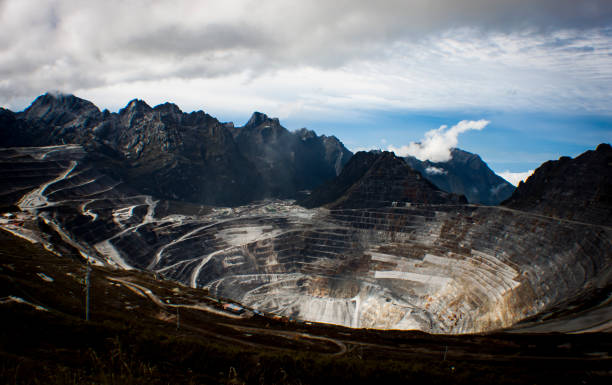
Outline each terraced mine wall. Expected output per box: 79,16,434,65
2,145,611,334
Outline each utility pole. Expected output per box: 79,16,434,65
176,307,180,330
85,265,91,321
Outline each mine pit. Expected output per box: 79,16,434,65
1,145,610,335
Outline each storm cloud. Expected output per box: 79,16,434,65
1,0,612,114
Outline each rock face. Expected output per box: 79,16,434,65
404,148,515,205
503,143,612,226
1,93,352,206
227,112,352,198
299,151,467,209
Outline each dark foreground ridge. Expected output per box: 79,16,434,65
1,231,610,385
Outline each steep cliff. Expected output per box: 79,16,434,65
230,112,351,198
503,143,612,225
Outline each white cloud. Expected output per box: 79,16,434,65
388,120,490,162
498,170,535,186
1,1,612,116
425,166,447,175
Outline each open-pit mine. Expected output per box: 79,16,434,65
2,144,610,335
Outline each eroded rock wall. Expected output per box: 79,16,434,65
2,145,610,334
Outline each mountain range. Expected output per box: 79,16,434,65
299,151,467,209
0,139,609,334
403,148,515,205
1,93,516,206
0,93,352,206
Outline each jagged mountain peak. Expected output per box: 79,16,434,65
2,93,352,206
404,147,514,205
120,98,152,114
152,101,182,115
27,92,94,109
23,92,101,125
244,111,280,129
503,142,612,225
596,142,612,153
295,127,317,140
300,150,466,209
450,147,481,163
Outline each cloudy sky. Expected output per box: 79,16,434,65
2,0,612,184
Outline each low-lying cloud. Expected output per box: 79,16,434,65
498,170,535,186
425,166,447,175
389,120,490,162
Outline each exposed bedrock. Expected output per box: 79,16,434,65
2,145,611,334
503,143,612,226
171,205,610,333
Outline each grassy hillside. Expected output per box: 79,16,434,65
0,230,610,384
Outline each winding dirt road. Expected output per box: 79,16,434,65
107,276,349,355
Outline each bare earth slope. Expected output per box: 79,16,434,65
3,230,610,384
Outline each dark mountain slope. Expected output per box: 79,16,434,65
1,93,352,206
404,148,515,205
299,151,467,209
503,143,612,225
0,107,56,147
230,112,352,198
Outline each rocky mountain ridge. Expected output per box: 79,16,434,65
0,93,352,206
403,148,515,205
299,151,467,209
503,143,612,225
1,93,521,208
